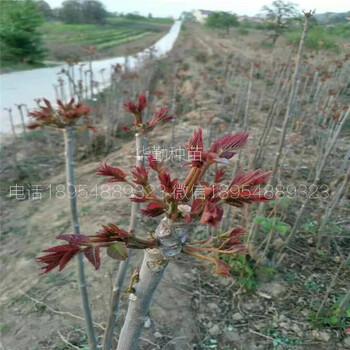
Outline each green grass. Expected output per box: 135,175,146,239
284,24,349,51
1,16,173,72
40,16,172,51
326,23,350,38
284,28,339,51
96,32,151,50
0,60,54,73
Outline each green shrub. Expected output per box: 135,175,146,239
285,27,339,51
237,27,249,35
326,24,350,38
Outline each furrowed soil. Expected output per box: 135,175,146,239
1,23,349,350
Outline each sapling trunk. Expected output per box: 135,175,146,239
116,248,167,350
16,104,28,142
171,71,178,146
243,63,254,132
271,12,313,186
253,63,291,169
103,133,145,350
316,253,350,318
64,126,97,350
116,218,187,350
6,108,17,140
235,63,254,173
5,108,18,165
280,106,349,255
316,168,350,249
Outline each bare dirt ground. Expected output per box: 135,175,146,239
1,23,349,350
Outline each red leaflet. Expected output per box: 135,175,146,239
131,166,148,185
137,94,147,112
27,123,41,130
185,128,204,153
214,169,225,183
204,185,221,202
158,172,178,194
28,98,93,130
200,202,223,227
123,93,147,114
210,132,249,159
91,223,130,243
213,259,231,278
56,234,91,245
184,129,245,167
148,154,158,171
185,128,205,167
149,107,174,129
191,198,205,215
140,202,167,217
123,94,174,134
83,247,101,270
37,244,81,274
96,163,126,183
229,169,272,188
225,191,274,207
217,228,246,250
148,155,167,174
219,169,273,207
123,102,137,114
130,194,150,202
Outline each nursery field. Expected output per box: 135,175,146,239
1,19,350,350
41,17,173,61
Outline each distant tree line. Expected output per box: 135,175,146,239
59,0,107,24
35,0,108,24
205,12,240,34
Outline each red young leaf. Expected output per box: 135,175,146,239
56,234,91,245
84,247,101,269
140,202,167,217
210,132,249,159
213,259,231,278
37,244,81,274
96,163,126,183
131,166,148,185
149,107,174,129
186,128,203,152
200,202,223,227
214,169,225,183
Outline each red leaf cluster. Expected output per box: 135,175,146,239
37,234,100,274
122,94,175,134
37,223,156,273
96,163,127,183
28,98,93,130
184,128,249,168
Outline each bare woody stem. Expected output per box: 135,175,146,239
116,217,187,350
64,126,97,350
116,248,168,350
103,133,145,350
279,107,349,255
271,12,313,186
316,168,350,249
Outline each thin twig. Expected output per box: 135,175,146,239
23,293,105,331
163,336,189,349
57,330,81,350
